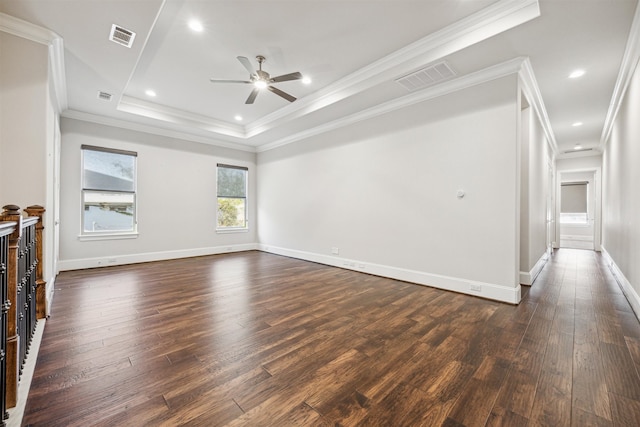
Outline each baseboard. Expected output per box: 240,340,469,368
258,244,521,304
519,251,549,285
601,246,640,323
57,243,260,271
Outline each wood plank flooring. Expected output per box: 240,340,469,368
20,249,640,426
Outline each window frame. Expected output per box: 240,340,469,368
216,163,249,232
80,145,138,239
559,181,589,226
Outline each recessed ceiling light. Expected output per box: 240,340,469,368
234,115,243,121
574,144,583,150
145,89,156,97
572,121,583,127
302,76,312,85
188,20,203,32
569,69,585,79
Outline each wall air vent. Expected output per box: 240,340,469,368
109,24,136,48
563,148,593,154
97,91,112,101
395,61,456,91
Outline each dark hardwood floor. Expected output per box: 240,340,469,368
20,249,640,426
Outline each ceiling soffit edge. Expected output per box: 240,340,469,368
118,95,245,139
256,57,527,153
518,58,558,156
0,12,68,112
246,0,541,138
120,0,540,142
61,109,257,153
600,0,640,148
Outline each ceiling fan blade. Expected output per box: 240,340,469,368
237,56,256,76
268,85,296,102
209,79,252,84
245,88,260,104
270,72,303,83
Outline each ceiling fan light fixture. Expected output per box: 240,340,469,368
254,80,268,89
302,76,312,85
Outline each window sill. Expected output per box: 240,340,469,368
78,232,139,241
216,228,249,234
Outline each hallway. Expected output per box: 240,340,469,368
19,249,640,425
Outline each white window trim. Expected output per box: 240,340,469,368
216,164,249,231
81,145,138,237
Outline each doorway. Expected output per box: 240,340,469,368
556,169,601,250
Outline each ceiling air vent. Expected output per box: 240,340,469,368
395,61,456,92
109,24,136,48
97,91,112,101
563,148,593,154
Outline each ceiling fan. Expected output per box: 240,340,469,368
210,55,303,104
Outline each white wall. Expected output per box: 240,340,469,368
602,58,640,316
257,75,522,303
519,103,551,285
0,31,58,302
58,118,257,269
0,32,48,207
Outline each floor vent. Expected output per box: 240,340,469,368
395,61,456,91
97,91,112,101
109,24,136,48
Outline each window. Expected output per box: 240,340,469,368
217,164,248,230
560,182,588,224
82,145,137,234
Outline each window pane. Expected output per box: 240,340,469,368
217,197,246,228
217,167,246,198
83,191,135,232
561,183,587,213
84,149,135,192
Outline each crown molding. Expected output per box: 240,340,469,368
257,57,527,153
117,96,246,139
0,12,68,112
105,0,540,144
245,0,540,139
62,110,257,153
600,0,640,147
518,57,558,155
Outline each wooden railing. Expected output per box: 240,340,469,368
0,205,46,424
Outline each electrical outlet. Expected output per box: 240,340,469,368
331,247,339,255
470,284,482,292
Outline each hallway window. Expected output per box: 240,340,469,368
560,182,588,224
217,164,248,230
81,145,137,234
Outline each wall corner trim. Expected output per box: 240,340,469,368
602,246,640,323
518,57,558,155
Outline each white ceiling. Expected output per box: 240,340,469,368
0,0,638,156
